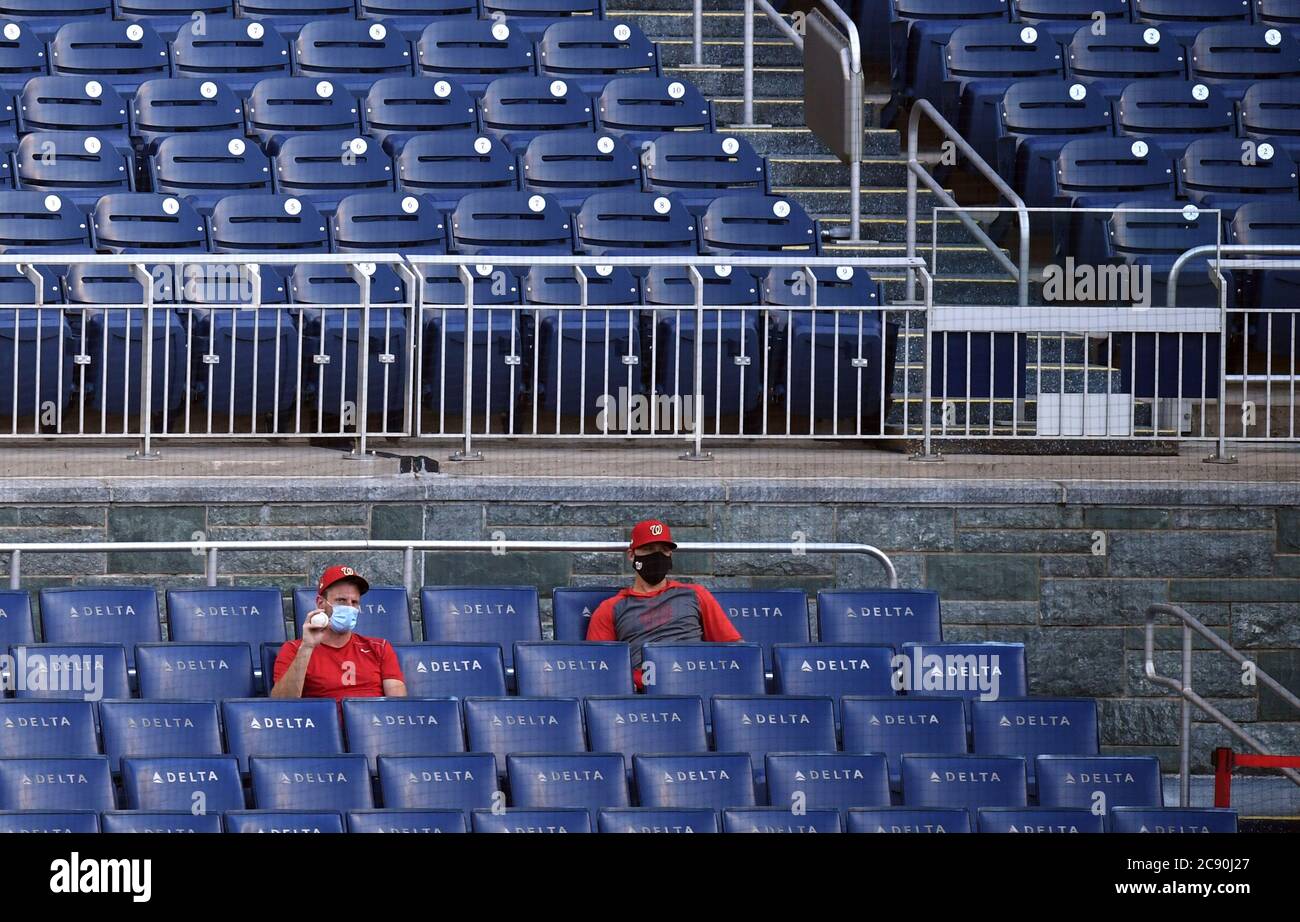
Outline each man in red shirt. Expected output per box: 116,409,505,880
272,565,407,700
586,519,742,690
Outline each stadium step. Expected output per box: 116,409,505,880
664,66,805,99
729,126,899,156
655,39,803,67
775,186,943,216
613,10,799,40
768,157,909,187
823,243,1013,276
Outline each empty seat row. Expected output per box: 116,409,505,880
0,751,1169,813
0,804,1240,832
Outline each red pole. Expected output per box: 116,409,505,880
1212,748,1235,808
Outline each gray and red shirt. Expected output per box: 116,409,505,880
586,580,743,688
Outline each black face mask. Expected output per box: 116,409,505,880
634,551,672,586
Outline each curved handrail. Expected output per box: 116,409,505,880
1166,244,1300,308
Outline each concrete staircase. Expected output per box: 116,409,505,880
612,0,1134,435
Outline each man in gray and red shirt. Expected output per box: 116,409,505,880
586,519,742,690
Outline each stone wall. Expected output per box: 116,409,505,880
2,476,1298,772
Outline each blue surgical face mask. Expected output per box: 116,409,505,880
329,605,360,633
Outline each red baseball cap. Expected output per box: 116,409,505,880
630,519,677,551
318,564,369,596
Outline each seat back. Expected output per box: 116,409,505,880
416,19,535,90
710,695,837,773
971,698,1100,781
0,20,53,94
536,19,657,89
583,695,708,762
1035,755,1163,811
1106,199,1221,261
208,193,328,253
901,754,1028,808
273,133,394,206
596,76,711,136
99,699,223,772
977,807,1105,832
1116,79,1234,138
37,586,160,665
171,18,291,90
0,756,114,810
550,586,621,640
1133,0,1253,31
815,588,942,644
245,76,360,142
641,131,767,202
164,587,287,645
711,589,810,672
479,75,593,143
574,190,695,254
0,191,89,249
597,807,718,832
471,807,592,832
1000,79,1113,141
221,697,343,772
942,23,1063,80
0,699,98,757
632,752,755,809
640,642,766,697
1054,137,1176,198
341,697,465,774
91,192,206,253
150,133,272,209
761,266,883,307
377,753,500,810
392,642,509,697
506,751,629,813
18,76,129,137
293,19,413,81
771,644,897,698
331,191,447,254
224,810,345,832
643,264,758,305
846,806,972,833
1229,198,1300,245
135,642,256,699
120,755,244,811
0,590,34,645
513,641,634,696
362,76,477,144
841,696,968,780
250,754,373,810
1191,24,1300,85
347,808,468,832
1179,135,1300,198
1240,79,1300,142
13,131,132,203
1109,806,1238,832
462,696,585,766
722,807,842,833
359,0,479,26
1065,23,1187,85
396,131,518,210
48,20,170,90
449,189,572,254
523,268,638,305
0,811,101,832
699,194,818,255
522,130,640,206
898,641,1028,698
765,752,891,812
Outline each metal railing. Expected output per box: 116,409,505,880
1145,603,1300,807
2,538,900,597
0,252,933,459
905,100,1030,308
733,0,864,242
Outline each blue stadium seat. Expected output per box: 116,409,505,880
711,696,836,788
471,806,591,832
292,586,412,643
0,700,98,757
16,77,130,145
250,754,372,810
90,193,207,253
976,806,1105,832
224,809,345,832
449,189,573,254
416,20,535,94
928,22,1064,159
120,755,244,812
0,190,89,250
1010,0,1129,44
420,281,528,418
531,306,641,420
208,193,328,253
893,0,1010,98
1256,0,1300,26
113,0,234,35
1229,200,1300,351
362,77,478,151
597,806,718,832
463,696,585,768
1133,0,1252,45
331,193,446,256
523,264,640,306
1100,198,1222,314
1178,135,1300,220
815,588,942,645
0,756,114,810
1109,806,1238,832
551,586,621,640
360,0,480,37
772,644,897,707
841,696,968,788
135,642,256,699
765,752,892,813
347,808,468,832
595,76,713,148
234,0,356,37
0,21,52,96
643,263,757,306
583,695,709,766
651,304,763,420
901,754,1028,808
898,641,1028,699
507,752,629,816
0,590,35,645
48,21,171,96
997,79,1114,206
420,586,541,676
971,698,1100,785
536,20,659,95
148,134,271,214
699,194,818,256
641,132,768,214
481,0,603,40
0,810,100,832
1064,23,1188,103
633,752,756,809
573,190,694,255
395,132,518,212
1115,80,1235,161
170,18,291,94
846,806,973,832
0,0,110,40
641,642,766,700
1035,755,1164,812
38,586,160,670
722,807,842,832
1240,80,1300,167
0,298,71,425
9,642,129,705
341,697,465,774
102,811,223,832
479,75,593,152
99,699,222,772
222,698,343,773
165,587,287,647
712,589,810,676
522,132,640,211
392,643,508,698
244,77,360,146
272,133,394,214
292,19,413,92
513,641,633,697
377,752,500,810
1189,25,1300,103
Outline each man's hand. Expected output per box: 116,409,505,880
301,599,333,649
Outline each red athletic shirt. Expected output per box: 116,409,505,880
586,580,742,689
272,632,405,701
